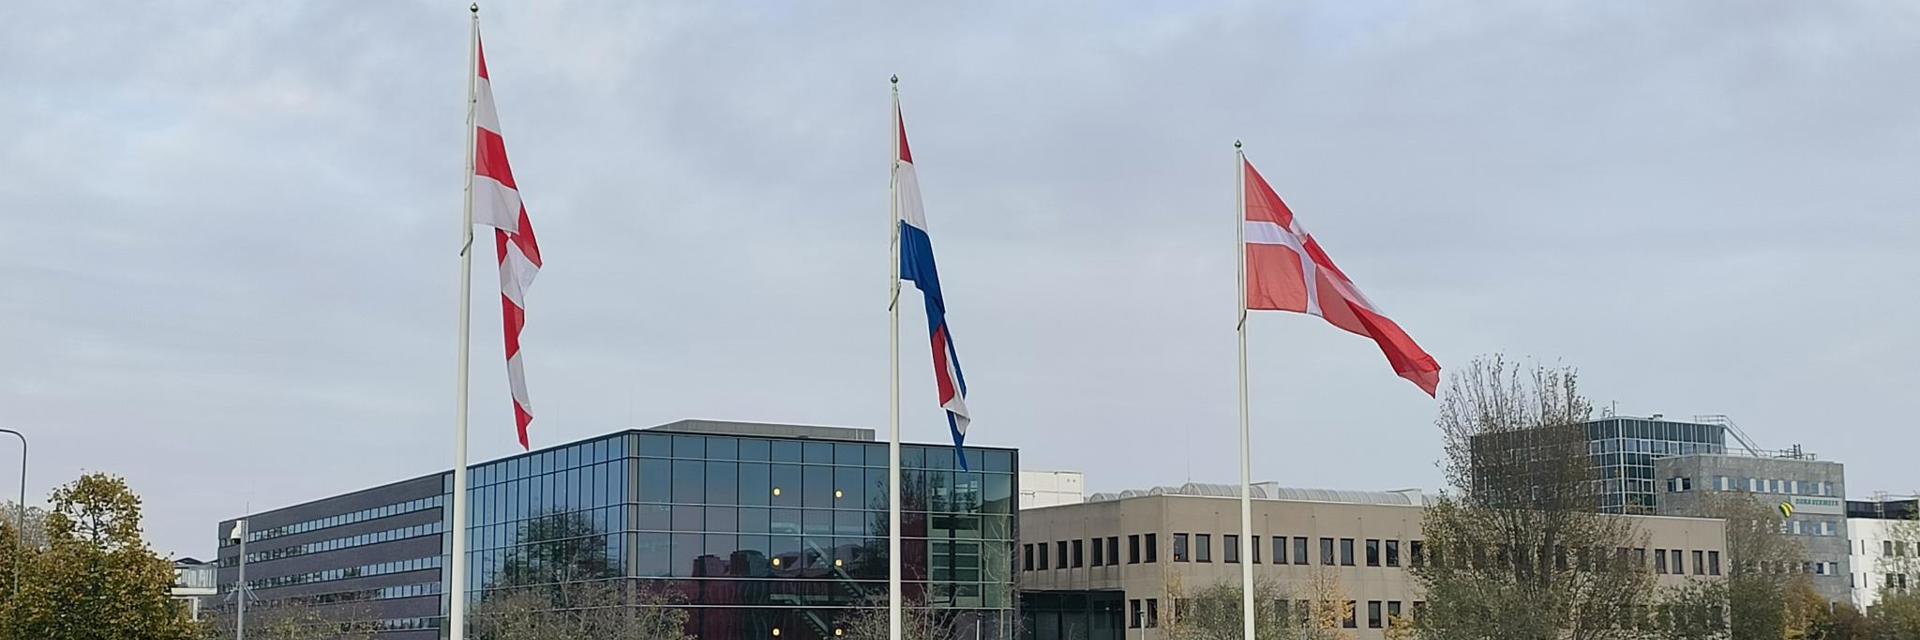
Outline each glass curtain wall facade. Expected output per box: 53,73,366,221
1584,417,1726,513
463,428,1019,639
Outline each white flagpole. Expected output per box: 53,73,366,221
1235,140,1257,640
887,75,905,640
449,5,479,640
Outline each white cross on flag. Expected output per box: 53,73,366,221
1242,158,1439,395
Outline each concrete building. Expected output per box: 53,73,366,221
1653,449,1849,602
171,557,218,621
1020,471,1086,509
214,419,1020,639
1017,482,1728,640
1847,495,1920,610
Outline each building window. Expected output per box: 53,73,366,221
1091,538,1103,566
1340,538,1356,566
1366,539,1381,567
1343,601,1357,628
1692,550,1705,576
1173,534,1189,563
1129,534,1141,564
1252,536,1260,564
1109,536,1120,566
1386,540,1401,567
1072,540,1084,568
1671,549,1684,575
1294,537,1308,566
1409,540,1424,568
1888,540,1897,557
1412,601,1427,620
1130,599,1142,628
1196,534,1213,563
1225,535,1240,564
1273,536,1287,565
1368,601,1383,629
1146,599,1159,628
1058,541,1068,568
1023,544,1034,571
1321,538,1335,566
1388,601,1402,625
1654,548,1666,574
1038,541,1049,570
1294,600,1311,625
1146,533,1159,563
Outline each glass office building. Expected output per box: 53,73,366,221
1466,416,1728,514
220,419,1019,639
1583,417,1726,513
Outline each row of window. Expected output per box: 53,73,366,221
234,555,443,591
632,459,1013,515
1153,598,1421,630
1022,534,1726,577
230,521,444,566
234,495,445,545
471,436,628,488
223,581,441,611
636,433,1014,472
1871,540,1919,557
1025,535,1410,570
469,460,627,525
1669,476,1835,497
1652,548,1723,576
632,505,1011,540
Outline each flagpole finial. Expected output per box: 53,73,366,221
890,74,899,85
470,3,478,13
1234,140,1243,150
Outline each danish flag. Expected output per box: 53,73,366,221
471,37,543,449
1243,158,1440,395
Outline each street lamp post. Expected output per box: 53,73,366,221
0,428,26,603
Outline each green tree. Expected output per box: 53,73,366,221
1159,575,1293,640
11,473,196,640
1655,580,1729,640
840,595,951,640
1412,356,1655,640
1868,590,1920,639
1688,492,1806,640
473,580,693,640
1821,602,1872,640
200,600,380,640
471,511,693,639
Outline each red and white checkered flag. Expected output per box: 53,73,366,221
471,37,542,449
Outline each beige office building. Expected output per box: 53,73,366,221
1018,483,1728,640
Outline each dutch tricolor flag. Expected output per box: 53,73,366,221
894,97,973,469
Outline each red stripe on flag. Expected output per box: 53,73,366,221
513,401,532,450
500,294,524,357
929,326,956,405
477,38,490,80
475,128,517,190
897,110,913,164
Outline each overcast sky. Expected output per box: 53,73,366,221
4,1,1917,558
